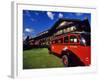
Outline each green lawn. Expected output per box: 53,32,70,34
23,48,64,69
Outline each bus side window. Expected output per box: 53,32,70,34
57,38,63,43
52,40,55,44
64,36,68,43
70,35,79,43
52,39,58,44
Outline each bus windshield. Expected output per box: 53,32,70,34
80,33,90,46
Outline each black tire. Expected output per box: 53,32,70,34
62,55,69,67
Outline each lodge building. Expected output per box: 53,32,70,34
24,18,90,49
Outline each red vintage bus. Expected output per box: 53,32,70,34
48,32,91,67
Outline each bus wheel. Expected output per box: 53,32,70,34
62,55,69,67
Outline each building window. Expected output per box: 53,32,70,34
59,21,67,27
55,30,63,36
63,26,77,33
70,26,76,31
56,21,73,29
63,29,67,33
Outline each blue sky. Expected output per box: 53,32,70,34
23,10,91,39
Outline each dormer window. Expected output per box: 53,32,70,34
56,21,73,29
59,21,67,27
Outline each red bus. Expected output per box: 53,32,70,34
48,32,91,67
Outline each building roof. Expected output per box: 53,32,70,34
50,18,81,31
32,18,90,40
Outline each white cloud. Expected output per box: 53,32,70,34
59,13,63,18
47,11,54,20
75,13,83,16
25,28,34,33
